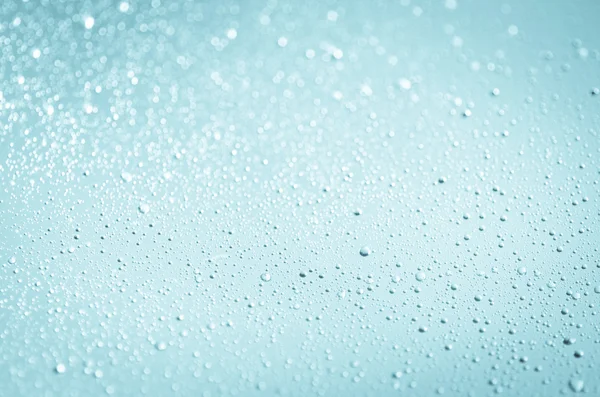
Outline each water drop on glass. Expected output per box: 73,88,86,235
359,246,371,257
261,273,271,282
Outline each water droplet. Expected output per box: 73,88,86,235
226,28,237,40
121,172,133,182
359,246,371,257
84,16,95,30
569,379,584,393
156,342,167,351
260,273,271,282
415,272,426,282
398,78,412,90
55,364,66,374
277,37,288,47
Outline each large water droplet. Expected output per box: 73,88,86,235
359,246,371,257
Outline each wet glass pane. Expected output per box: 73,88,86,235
1,1,599,396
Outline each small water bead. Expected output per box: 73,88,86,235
327,10,338,22
156,342,167,351
569,379,584,393
55,364,66,374
398,78,412,90
138,203,150,214
121,172,133,182
277,36,288,47
226,28,237,40
415,272,426,282
594,286,600,294
260,273,271,282
84,16,95,30
517,267,527,275
359,246,371,257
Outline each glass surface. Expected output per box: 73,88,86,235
1,1,599,396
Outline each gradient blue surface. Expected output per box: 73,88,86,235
1,1,600,396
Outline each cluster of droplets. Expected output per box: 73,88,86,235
0,0,599,396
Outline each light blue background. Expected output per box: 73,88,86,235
1,1,599,396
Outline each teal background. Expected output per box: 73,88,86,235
1,0,599,396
